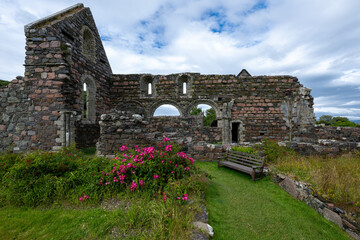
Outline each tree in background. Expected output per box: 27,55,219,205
0,80,10,87
190,106,202,116
204,108,216,126
317,115,359,127
317,115,333,125
190,106,217,126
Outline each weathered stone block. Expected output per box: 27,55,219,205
323,208,343,228
279,178,299,199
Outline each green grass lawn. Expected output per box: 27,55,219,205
0,194,196,240
197,161,350,240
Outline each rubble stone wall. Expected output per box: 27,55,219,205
110,73,316,144
97,112,222,156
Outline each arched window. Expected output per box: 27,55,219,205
154,104,180,117
183,82,187,94
83,83,87,118
189,104,217,127
81,26,96,62
177,74,191,96
140,75,155,97
81,75,97,123
148,82,152,95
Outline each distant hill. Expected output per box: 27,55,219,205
0,80,10,87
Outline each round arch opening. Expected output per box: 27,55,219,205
153,104,181,117
189,104,217,127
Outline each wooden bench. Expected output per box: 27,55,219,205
218,150,265,181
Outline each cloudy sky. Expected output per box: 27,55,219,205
0,0,359,120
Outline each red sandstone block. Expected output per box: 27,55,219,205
50,41,60,48
42,116,50,121
35,68,43,73
0,125,5,131
13,135,20,141
39,42,49,48
57,74,68,79
54,54,62,58
34,106,41,111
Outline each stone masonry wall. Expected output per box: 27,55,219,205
2,3,113,152
0,77,32,152
109,73,316,144
97,111,222,156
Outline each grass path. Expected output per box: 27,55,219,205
197,162,350,240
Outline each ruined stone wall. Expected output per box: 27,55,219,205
5,4,113,151
315,125,360,142
109,73,316,143
0,3,318,154
97,111,222,156
0,77,33,152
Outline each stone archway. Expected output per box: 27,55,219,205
185,99,221,119
149,100,184,118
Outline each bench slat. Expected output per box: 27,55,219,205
226,153,264,165
226,155,263,165
227,151,264,162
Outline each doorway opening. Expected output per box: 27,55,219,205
232,122,240,143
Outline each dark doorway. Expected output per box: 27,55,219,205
232,122,240,143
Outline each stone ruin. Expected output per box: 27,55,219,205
0,4,359,158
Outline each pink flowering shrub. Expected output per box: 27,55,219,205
100,140,195,195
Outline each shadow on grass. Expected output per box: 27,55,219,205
197,161,350,240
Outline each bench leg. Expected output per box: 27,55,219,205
251,171,255,181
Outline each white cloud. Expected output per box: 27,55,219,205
330,70,360,87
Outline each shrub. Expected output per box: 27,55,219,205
260,138,296,163
231,146,258,155
0,141,199,207
100,142,195,197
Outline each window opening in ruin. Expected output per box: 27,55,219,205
82,27,96,61
183,82,187,94
81,75,97,123
83,83,87,118
232,122,240,143
154,104,180,116
148,82,152,95
190,104,216,127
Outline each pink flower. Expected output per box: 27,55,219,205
165,145,172,152
79,195,89,202
139,180,144,186
135,145,139,148
130,180,138,192
115,156,119,160
182,194,188,201
189,158,195,165
120,145,128,151
164,137,170,142
162,192,167,203
113,177,119,182
171,171,174,174
153,175,159,180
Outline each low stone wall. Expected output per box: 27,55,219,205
315,125,360,142
97,111,222,156
75,123,100,149
273,174,360,239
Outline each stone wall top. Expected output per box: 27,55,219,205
24,3,84,32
